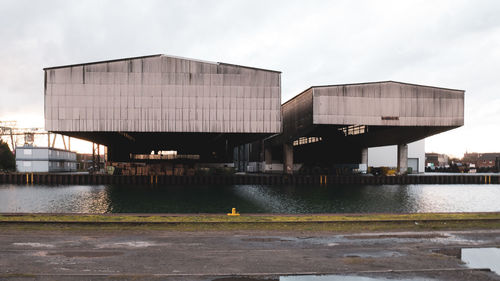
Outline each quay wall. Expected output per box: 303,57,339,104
0,173,498,185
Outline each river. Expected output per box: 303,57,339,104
1,184,499,213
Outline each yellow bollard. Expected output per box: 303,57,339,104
31,173,34,184
150,175,153,184
489,176,491,184
324,175,327,185
227,208,240,216
26,173,29,184
320,175,327,185
155,175,158,184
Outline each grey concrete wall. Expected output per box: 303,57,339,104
312,81,464,126
44,55,281,133
16,160,49,173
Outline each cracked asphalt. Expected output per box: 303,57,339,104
0,228,499,280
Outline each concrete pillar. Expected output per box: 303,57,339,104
360,147,369,173
265,146,272,165
263,145,273,173
237,145,244,172
361,147,368,165
397,144,408,174
283,143,293,174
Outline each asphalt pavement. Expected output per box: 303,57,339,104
0,228,499,280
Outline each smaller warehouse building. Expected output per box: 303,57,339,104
16,146,77,173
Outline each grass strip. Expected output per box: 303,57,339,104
2,219,500,232
1,212,499,223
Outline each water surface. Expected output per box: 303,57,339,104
462,247,500,275
1,184,499,214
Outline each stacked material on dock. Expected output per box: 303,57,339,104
107,162,197,176
132,154,200,160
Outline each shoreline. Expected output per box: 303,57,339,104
2,172,499,185
2,212,499,232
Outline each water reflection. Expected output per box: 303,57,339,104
0,185,110,213
281,275,433,281
0,184,500,214
407,185,500,212
462,247,500,275
233,185,309,213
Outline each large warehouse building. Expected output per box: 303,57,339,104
44,54,281,163
236,81,464,174
44,55,464,174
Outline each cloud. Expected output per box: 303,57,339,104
1,0,499,155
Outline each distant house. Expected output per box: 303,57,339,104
425,153,449,168
15,146,77,172
475,153,500,169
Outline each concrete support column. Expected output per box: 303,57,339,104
265,146,272,165
283,143,293,174
237,145,245,172
261,144,273,173
397,144,408,174
361,147,368,165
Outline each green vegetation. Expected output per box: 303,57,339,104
2,219,500,233
0,212,499,223
0,213,499,232
0,140,15,172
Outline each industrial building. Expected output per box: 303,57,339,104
15,146,77,173
267,81,463,174
44,54,281,163
44,55,464,175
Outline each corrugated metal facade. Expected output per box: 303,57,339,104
281,81,464,131
312,81,464,126
44,55,281,133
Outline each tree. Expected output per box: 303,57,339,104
0,140,15,171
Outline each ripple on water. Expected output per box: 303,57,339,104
1,183,500,213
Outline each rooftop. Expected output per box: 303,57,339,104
43,54,281,73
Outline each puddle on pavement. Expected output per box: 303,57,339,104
432,248,462,258
280,276,432,281
13,242,55,248
212,277,279,281
343,251,403,258
47,251,124,258
461,247,500,275
344,233,448,240
212,276,432,281
242,237,291,243
96,241,159,248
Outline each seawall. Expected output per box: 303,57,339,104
0,173,498,185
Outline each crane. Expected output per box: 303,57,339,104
0,121,71,153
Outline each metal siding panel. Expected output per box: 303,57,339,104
45,56,281,133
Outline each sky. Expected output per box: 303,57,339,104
1,0,499,157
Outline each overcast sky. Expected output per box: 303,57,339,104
1,0,499,156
